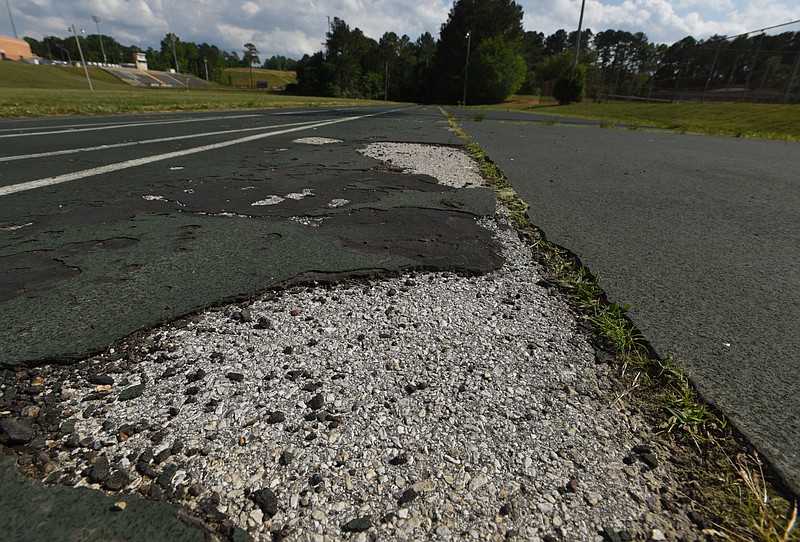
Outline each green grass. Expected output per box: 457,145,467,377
0,62,131,90
221,67,297,88
0,62,374,117
480,96,800,141
0,88,378,117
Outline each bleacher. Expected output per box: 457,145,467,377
102,66,213,89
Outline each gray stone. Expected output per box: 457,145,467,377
0,417,33,444
118,383,146,401
88,456,110,483
103,470,131,491
250,487,278,518
342,516,372,533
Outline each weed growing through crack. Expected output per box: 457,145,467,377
588,301,644,352
718,453,799,541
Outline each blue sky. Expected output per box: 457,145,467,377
4,1,800,59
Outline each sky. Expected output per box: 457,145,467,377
4,0,800,60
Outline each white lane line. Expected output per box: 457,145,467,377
0,108,404,198
0,119,338,162
0,113,262,138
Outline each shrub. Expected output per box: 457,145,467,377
553,64,586,105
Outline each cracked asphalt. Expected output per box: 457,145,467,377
2,104,798,537
0,105,504,540
1,106,500,366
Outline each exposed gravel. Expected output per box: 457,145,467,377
0,144,704,541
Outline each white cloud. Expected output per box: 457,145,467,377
7,0,800,58
520,0,800,44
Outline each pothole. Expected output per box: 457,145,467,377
359,142,484,188
293,137,343,145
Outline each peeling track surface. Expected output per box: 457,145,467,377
0,106,500,366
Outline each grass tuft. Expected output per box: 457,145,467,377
477,98,800,141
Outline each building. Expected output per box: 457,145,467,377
135,52,148,70
0,35,33,61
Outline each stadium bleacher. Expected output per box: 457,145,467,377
102,66,213,89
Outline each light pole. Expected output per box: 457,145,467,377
462,31,471,106
4,0,17,40
69,25,93,91
171,34,179,73
571,0,586,75
92,15,107,64
58,45,71,64
204,57,209,80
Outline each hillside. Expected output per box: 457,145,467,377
0,62,130,90
221,67,297,89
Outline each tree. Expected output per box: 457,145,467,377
379,32,401,100
263,55,297,71
243,43,260,89
432,0,525,103
408,32,437,102
467,35,526,103
198,42,225,82
544,29,569,56
294,52,335,96
553,64,586,104
534,51,572,88
323,17,380,98
161,33,182,72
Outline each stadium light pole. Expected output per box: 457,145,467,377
4,0,17,39
69,25,93,91
92,15,107,64
171,34,179,73
571,0,586,75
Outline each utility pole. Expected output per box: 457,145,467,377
742,33,764,102
92,16,107,64
572,0,586,75
462,31,471,106
204,57,209,80
782,47,800,104
702,37,724,103
69,25,93,91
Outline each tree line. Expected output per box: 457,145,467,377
293,0,800,104
23,34,297,85
22,0,800,103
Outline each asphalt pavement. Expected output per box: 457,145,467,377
0,105,501,540
0,106,500,365
1,104,798,536
452,108,800,495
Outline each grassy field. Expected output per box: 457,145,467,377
0,88,381,117
0,62,131,90
484,96,800,141
221,67,297,89
2,62,798,141
0,62,368,117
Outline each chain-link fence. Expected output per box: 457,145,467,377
587,20,800,104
